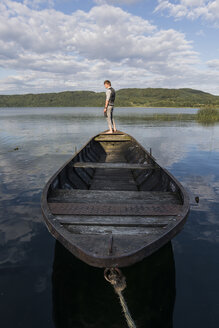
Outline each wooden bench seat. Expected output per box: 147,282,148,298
48,189,181,205
48,202,182,216
94,135,131,142
72,162,158,170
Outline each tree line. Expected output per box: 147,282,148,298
0,88,219,108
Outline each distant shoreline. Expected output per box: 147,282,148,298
0,88,219,108
0,106,200,109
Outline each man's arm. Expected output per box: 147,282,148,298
104,99,109,112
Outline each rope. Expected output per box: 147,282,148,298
104,268,137,328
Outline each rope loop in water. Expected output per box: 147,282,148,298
104,268,137,328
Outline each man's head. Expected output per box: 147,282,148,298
104,80,111,88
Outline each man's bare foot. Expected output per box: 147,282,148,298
106,130,113,134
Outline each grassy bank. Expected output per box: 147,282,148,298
150,109,219,124
196,107,219,123
116,109,219,125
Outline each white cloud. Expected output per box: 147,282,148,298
0,0,218,94
155,0,219,24
94,0,141,4
207,59,219,70
180,0,206,6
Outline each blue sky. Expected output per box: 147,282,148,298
0,0,218,95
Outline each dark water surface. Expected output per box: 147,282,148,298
0,107,218,328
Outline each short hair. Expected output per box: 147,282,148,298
104,80,111,86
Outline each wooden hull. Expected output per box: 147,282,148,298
41,131,190,268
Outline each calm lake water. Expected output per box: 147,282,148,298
0,107,218,328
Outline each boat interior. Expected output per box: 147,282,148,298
48,132,183,201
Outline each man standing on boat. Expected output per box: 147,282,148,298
103,80,117,133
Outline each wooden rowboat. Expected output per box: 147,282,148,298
41,131,189,268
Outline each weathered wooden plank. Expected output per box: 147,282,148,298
54,232,160,259
55,215,176,226
49,189,181,204
48,202,182,216
95,134,131,142
90,181,138,191
95,139,131,142
91,177,135,183
94,170,134,177
104,157,126,163
92,171,135,180
99,131,124,135
91,166,137,190
73,162,158,170
64,224,164,235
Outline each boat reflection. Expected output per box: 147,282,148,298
52,241,176,328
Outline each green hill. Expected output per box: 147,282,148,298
0,88,218,108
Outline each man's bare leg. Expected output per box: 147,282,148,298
106,106,113,133
110,108,116,132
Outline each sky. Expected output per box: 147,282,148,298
0,0,218,95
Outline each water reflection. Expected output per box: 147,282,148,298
52,242,175,328
0,107,219,328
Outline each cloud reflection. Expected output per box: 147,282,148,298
0,107,218,267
